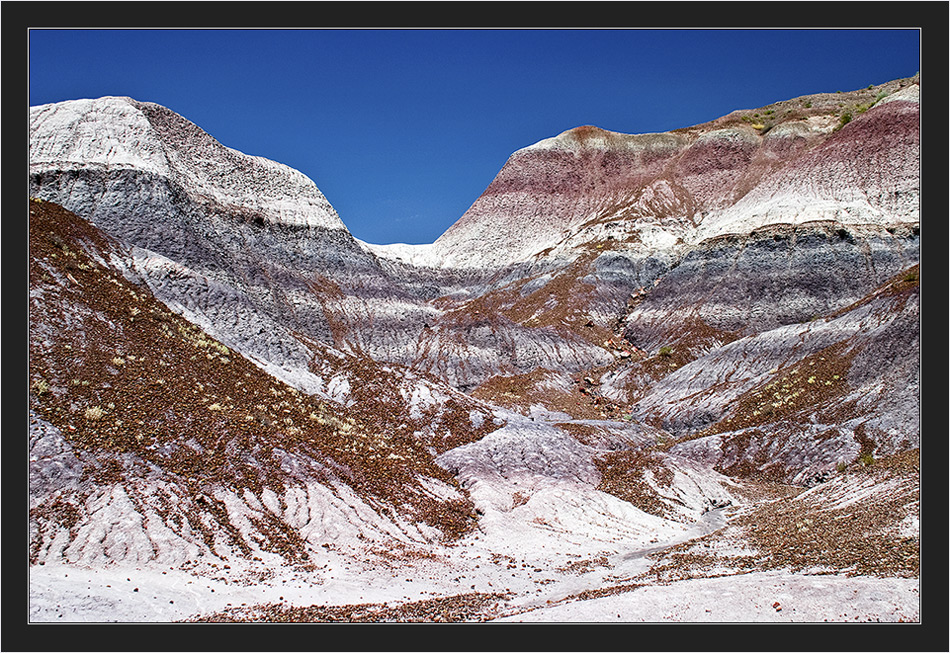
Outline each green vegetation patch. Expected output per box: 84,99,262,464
705,341,857,437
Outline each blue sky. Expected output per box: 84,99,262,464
29,28,920,245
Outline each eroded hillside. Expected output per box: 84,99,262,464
27,76,921,623
29,198,501,568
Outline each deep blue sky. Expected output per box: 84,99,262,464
29,29,920,245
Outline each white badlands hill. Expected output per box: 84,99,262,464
27,77,921,626
30,96,345,231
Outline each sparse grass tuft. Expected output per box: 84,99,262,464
31,378,50,396
833,111,852,132
84,406,105,421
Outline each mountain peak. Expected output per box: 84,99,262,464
430,77,918,269
562,124,614,144
30,96,345,232
522,124,670,155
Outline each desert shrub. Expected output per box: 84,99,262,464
84,406,105,420
833,112,852,131
31,378,50,396
658,346,673,357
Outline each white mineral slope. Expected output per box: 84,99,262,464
358,240,444,269
29,405,917,624
30,97,173,175
29,535,919,623
29,413,454,571
692,84,920,243
616,284,913,432
498,460,920,623
128,246,332,396
30,411,744,623
127,242,449,402
30,96,345,230
494,571,919,622
615,269,919,484
436,416,737,560
426,128,693,270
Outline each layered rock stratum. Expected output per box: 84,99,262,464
28,76,921,624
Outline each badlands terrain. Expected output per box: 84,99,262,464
27,76,921,626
